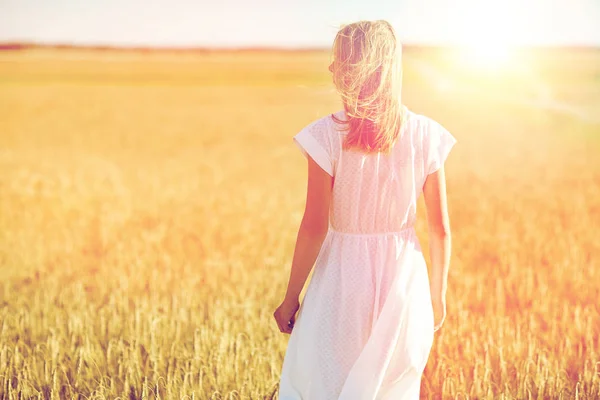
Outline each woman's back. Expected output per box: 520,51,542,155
295,109,456,234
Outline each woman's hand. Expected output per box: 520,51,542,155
274,297,300,334
431,294,446,332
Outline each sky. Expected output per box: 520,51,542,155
1,0,599,48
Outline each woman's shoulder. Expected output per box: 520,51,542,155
404,109,440,129
299,110,344,132
297,111,348,143
402,109,451,141
330,109,347,122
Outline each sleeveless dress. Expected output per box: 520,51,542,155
278,109,457,400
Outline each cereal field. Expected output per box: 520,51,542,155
0,47,599,399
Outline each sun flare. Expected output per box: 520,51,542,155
457,42,514,72
450,2,520,72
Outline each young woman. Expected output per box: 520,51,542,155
273,20,456,399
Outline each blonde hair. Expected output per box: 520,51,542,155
331,20,406,153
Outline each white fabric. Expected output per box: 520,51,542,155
278,109,457,400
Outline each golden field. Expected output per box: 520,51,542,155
0,47,599,399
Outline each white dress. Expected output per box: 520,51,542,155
278,109,457,400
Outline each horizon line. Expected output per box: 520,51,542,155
1,41,599,52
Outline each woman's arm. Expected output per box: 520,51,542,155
274,156,332,334
285,155,332,299
423,165,452,330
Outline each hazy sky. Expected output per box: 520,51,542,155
1,0,599,47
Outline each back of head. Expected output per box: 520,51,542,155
331,20,405,153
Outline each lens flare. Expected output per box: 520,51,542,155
458,42,513,71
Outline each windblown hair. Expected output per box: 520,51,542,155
331,20,406,153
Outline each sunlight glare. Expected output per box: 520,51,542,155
450,1,523,73
458,42,513,71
